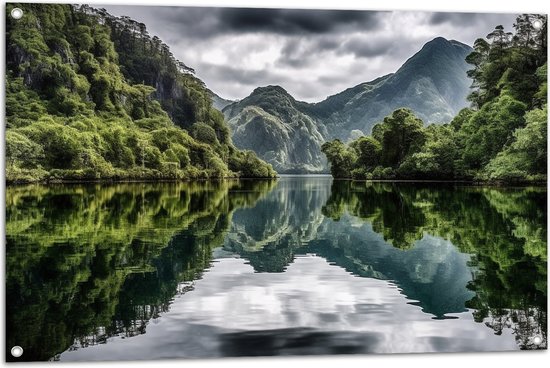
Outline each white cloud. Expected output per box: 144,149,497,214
101,5,517,101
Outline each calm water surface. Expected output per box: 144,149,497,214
5,176,547,361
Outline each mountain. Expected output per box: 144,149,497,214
224,86,328,173
222,37,473,173
209,90,235,111
316,37,473,139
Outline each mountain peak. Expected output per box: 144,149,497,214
397,37,472,75
423,37,470,50
428,36,450,44
421,37,472,54
223,37,474,173
251,85,290,97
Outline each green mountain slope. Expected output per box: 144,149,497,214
317,38,473,138
224,86,328,173
223,38,473,173
5,3,275,183
321,15,547,182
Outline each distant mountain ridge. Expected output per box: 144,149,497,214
209,90,235,111
222,37,473,173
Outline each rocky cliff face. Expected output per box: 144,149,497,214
224,86,328,173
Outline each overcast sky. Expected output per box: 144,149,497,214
102,5,517,102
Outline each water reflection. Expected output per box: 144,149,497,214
5,180,276,361
59,257,521,360
5,177,547,361
224,179,547,349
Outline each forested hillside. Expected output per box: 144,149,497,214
323,14,547,182
5,3,275,183
223,38,473,173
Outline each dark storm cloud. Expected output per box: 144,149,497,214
197,63,294,98
106,5,384,40
199,63,290,86
429,12,479,26
429,12,517,28
341,38,394,58
216,8,383,35
276,37,342,68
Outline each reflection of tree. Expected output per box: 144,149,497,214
5,180,276,361
223,179,546,341
322,181,547,349
322,181,426,249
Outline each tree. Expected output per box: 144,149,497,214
321,139,357,178
466,39,491,108
483,105,547,180
5,131,44,168
191,122,219,146
379,108,426,168
350,136,381,170
461,94,527,170
487,25,513,50
398,125,460,179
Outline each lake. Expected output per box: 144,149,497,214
5,176,547,361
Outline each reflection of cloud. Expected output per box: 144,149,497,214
60,256,519,361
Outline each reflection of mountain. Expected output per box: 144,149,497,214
5,180,276,362
306,227,474,318
60,256,521,360
224,178,547,347
6,178,547,360
224,179,475,317
224,177,331,272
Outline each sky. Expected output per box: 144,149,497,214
101,5,517,102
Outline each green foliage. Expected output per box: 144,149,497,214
321,139,357,178
350,136,381,170
5,3,276,183
377,108,426,167
322,14,547,183
323,109,426,179
5,131,44,168
192,122,219,145
397,125,461,179
534,63,548,107
482,105,547,181
228,149,277,178
460,93,527,169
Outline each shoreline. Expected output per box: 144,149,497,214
4,176,279,186
332,178,548,187
5,175,547,187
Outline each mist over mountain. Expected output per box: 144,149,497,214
222,37,473,173
209,90,235,111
